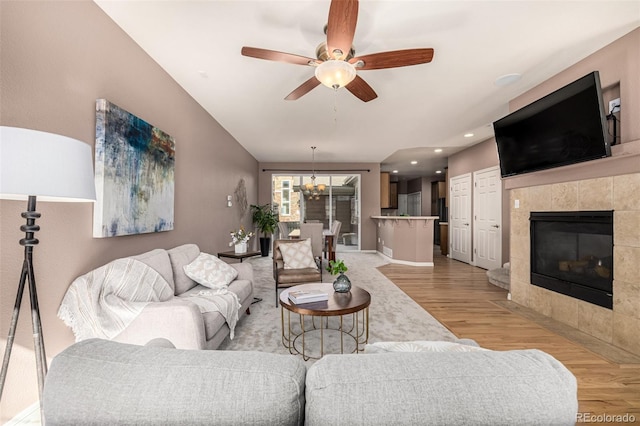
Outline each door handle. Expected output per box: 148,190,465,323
464,223,469,226
492,224,500,228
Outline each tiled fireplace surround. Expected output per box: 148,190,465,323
509,172,640,356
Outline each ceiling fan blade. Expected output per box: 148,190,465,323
326,0,359,60
285,77,322,100
350,48,434,70
241,46,319,66
346,75,377,102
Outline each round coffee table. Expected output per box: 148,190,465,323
280,283,370,360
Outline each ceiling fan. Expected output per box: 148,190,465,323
241,0,434,102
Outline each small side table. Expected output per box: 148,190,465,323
217,250,261,262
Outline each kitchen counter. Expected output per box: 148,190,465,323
371,216,439,266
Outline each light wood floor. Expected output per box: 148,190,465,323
378,252,640,422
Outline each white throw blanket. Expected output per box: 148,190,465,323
58,258,241,342
180,290,241,339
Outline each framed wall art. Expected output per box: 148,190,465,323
93,99,175,237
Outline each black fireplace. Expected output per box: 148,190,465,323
530,211,613,309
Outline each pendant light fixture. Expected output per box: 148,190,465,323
303,146,325,200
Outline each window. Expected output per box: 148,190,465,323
271,174,361,250
281,180,291,216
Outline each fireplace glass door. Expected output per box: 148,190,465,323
530,211,613,309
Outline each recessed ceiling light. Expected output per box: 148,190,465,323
434,148,443,153
410,161,418,165
464,133,474,138
435,170,442,174
392,170,399,174
495,73,521,87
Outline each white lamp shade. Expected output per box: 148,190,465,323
0,126,96,202
315,60,357,89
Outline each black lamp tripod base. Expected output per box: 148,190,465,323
0,195,48,419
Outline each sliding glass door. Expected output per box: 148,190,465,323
272,174,360,251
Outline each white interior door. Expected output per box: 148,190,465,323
473,166,502,270
449,173,472,264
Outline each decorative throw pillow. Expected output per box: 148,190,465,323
364,340,489,354
183,252,239,290
280,239,317,270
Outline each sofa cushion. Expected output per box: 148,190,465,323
178,285,226,341
183,252,239,289
179,280,253,341
364,340,488,354
305,350,578,426
130,249,175,292
230,262,254,283
228,279,253,306
167,244,200,295
276,268,321,284
43,339,307,426
280,239,317,269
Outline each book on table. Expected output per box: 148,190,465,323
288,289,329,304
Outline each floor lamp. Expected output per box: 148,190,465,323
0,126,96,417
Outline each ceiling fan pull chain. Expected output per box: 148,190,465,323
333,88,338,128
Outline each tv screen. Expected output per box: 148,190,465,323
493,71,610,178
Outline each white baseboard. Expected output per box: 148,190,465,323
376,251,434,267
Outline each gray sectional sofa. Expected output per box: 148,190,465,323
62,244,253,350
121,244,254,350
43,338,578,425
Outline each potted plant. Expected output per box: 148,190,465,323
327,259,351,293
250,203,279,256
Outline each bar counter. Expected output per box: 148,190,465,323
371,216,439,266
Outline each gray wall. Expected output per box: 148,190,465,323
0,1,258,420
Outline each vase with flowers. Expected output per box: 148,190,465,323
229,226,253,254
327,259,351,293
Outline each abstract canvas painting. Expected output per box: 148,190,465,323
93,99,175,237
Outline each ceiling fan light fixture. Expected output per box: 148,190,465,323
315,60,356,89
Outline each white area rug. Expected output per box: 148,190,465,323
219,252,457,360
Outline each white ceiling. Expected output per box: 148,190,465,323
94,0,639,179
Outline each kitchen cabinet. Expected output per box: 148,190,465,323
380,172,390,208
444,168,449,208
440,223,449,255
389,182,398,209
437,181,446,198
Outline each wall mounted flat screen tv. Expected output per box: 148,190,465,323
493,71,610,178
